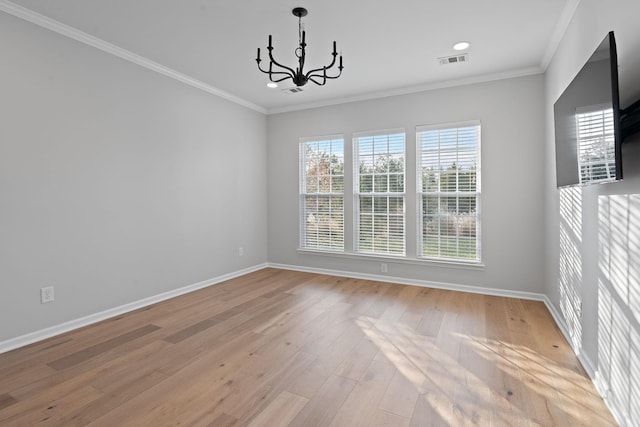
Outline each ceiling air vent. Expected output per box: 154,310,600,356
438,53,469,65
282,87,304,94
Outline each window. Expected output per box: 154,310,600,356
300,136,345,251
576,105,616,184
354,130,405,255
418,122,481,262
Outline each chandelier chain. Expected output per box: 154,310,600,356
296,15,304,59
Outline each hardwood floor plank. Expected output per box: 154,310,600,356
375,285,415,325
371,409,411,427
9,339,170,402
287,375,357,427
220,350,317,425
379,369,422,419
0,268,617,426
396,309,424,331
86,332,262,426
415,309,445,338
288,320,365,398
245,391,309,427
329,358,396,427
410,392,451,427
47,324,161,371
0,385,102,426
285,358,334,399
57,305,168,349
0,394,17,411
201,412,238,427
0,337,74,370
0,363,58,395
335,336,380,380
163,318,217,344
70,369,169,425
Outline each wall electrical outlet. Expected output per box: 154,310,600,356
578,302,583,319
41,286,54,304
381,263,388,273
239,247,244,257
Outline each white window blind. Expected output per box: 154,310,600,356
354,131,405,255
300,137,345,251
417,122,481,262
576,105,616,184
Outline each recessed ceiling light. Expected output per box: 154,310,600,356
453,42,470,51
266,82,278,88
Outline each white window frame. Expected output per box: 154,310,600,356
417,121,481,263
353,129,406,256
299,135,345,252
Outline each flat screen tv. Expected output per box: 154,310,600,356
554,31,622,188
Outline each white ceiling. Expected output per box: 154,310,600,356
4,0,575,113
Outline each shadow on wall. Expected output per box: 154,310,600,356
597,193,640,424
559,186,583,349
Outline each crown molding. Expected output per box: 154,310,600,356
0,0,267,114
540,0,582,70
267,66,544,115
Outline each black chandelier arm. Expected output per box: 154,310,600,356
307,69,343,86
308,72,342,83
269,74,297,83
304,62,342,81
307,60,343,85
303,48,342,80
266,50,297,77
308,75,328,86
256,66,295,84
256,39,297,78
256,60,294,81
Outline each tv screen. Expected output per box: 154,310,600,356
554,31,623,188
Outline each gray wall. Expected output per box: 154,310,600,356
0,12,268,342
544,0,640,424
267,75,546,294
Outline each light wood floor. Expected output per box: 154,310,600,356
0,268,617,426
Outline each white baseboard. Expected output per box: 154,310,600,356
268,262,547,302
0,263,268,355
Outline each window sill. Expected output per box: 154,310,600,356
297,248,485,271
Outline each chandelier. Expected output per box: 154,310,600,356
256,7,343,87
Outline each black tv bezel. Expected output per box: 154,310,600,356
554,31,623,188
609,31,623,182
